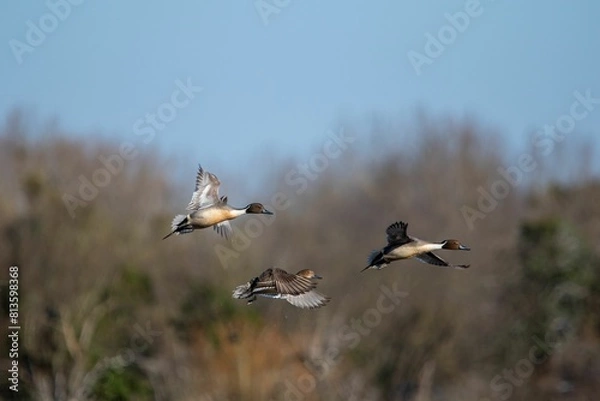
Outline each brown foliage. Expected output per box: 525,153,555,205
1,110,599,400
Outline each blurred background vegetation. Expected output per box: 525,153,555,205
1,109,599,401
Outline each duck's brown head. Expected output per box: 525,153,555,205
442,239,470,251
245,203,273,215
296,269,323,279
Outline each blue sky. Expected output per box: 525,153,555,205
1,0,599,172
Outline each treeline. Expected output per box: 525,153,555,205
1,110,599,401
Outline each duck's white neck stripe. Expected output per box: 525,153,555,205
418,242,445,252
230,208,247,218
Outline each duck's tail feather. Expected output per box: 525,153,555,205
232,282,253,299
162,214,190,240
362,250,386,272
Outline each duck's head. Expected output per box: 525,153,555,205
296,269,323,279
245,203,273,215
442,239,470,251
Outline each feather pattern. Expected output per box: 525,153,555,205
232,267,328,309
187,165,222,210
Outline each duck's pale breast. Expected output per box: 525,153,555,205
387,240,442,259
387,244,422,259
189,207,231,227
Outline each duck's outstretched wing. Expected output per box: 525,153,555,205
386,221,411,246
213,221,232,239
415,252,470,269
286,290,330,309
186,165,222,210
268,268,315,295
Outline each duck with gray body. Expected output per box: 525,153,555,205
162,165,273,240
362,221,471,271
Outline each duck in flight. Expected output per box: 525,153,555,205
163,164,273,240
362,221,470,271
232,268,330,309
